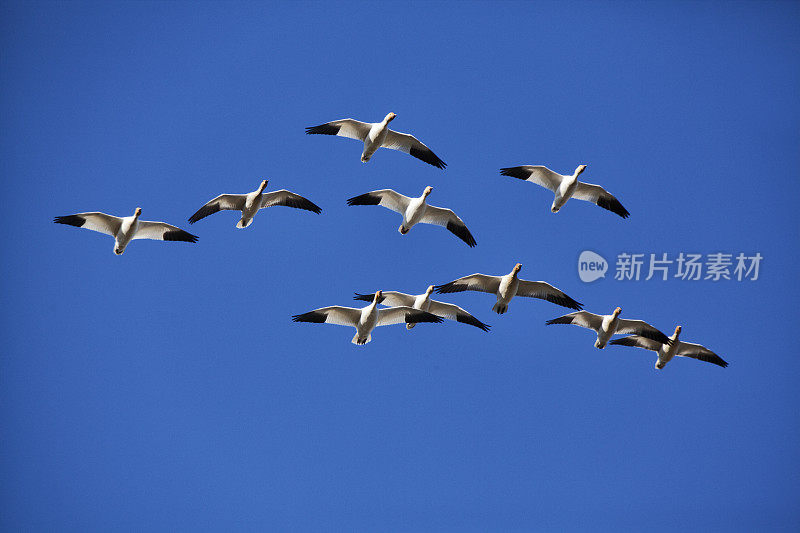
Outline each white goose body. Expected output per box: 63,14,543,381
656,327,682,368
595,309,622,348
435,263,583,314
346,186,476,246
546,307,672,349
292,291,444,345
553,170,580,213
188,180,322,228
609,326,728,369
495,268,521,314
353,287,491,331
239,181,269,228
306,112,446,168
500,164,630,218
115,213,140,254
362,114,394,162
355,298,380,345
54,207,198,255
400,188,431,233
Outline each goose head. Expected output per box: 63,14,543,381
425,285,435,296
423,185,434,198
258,179,269,193
385,112,397,123
655,360,666,370
673,325,682,339
512,263,522,275
575,165,587,177
613,306,622,317
373,290,383,303
134,207,142,218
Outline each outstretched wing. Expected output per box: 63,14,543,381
420,205,477,247
382,129,446,169
291,306,362,327
346,189,412,215
188,194,247,224
376,306,444,327
500,165,564,192
434,274,502,295
608,335,663,352
353,291,416,307
54,212,122,237
545,310,603,330
305,118,371,141
260,190,322,214
676,341,729,368
428,300,491,331
615,319,671,345
573,182,630,219
516,280,583,310
133,221,198,243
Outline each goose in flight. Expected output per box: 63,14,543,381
292,291,443,345
500,165,629,218
434,263,582,314
354,286,490,331
188,180,321,228
545,307,671,349
54,207,197,255
610,326,728,369
347,186,476,247
305,113,446,169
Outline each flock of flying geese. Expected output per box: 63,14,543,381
54,112,727,370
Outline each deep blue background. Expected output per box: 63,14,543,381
2,1,799,530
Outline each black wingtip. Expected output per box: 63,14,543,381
446,220,477,247
457,314,491,331
409,146,446,169
305,123,341,136
346,192,381,206
499,167,530,180
54,214,85,227
291,310,327,323
433,282,455,294
597,196,630,219
163,229,199,243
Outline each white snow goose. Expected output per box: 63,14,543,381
545,307,671,349
54,207,198,255
353,285,490,331
610,326,728,369
500,165,629,218
292,291,443,345
347,186,476,247
188,180,321,228
305,113,446,169
434,263,582,314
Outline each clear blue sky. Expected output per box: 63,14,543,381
2,1,799,531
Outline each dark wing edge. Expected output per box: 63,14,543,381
53,214,86,227
409,146,446,169
499,167,532,180
163,229,199,243
305,123,341,135
597,195,630,219
545,313,579,325
456,313,491,332
446,220,477,247
353,292,385,304
346,192,382,206
406,311,444,324
188,203,221,224
291,310,328,323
